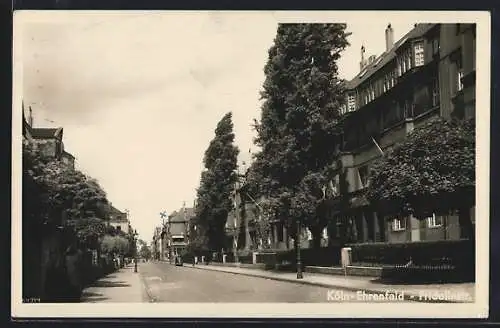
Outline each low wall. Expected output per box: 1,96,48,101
207,262,266,270
305,265,383,277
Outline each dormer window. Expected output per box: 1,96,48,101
414,41,425,66
347,92,356,112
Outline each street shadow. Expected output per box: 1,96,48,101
91,280,131,288
80,291,110,302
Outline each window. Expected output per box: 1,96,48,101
431,78,440,106
414,41,425,66
357,165,369,189
427,214,443,228
347,93,356,112
456,56,464,92
457,69,464,91
392,218,406,231
432,38,440,56
406,50,412,70
341,104,347,115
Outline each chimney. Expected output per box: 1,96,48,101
28,106,34,127
359,45,366,70
385,23,394,52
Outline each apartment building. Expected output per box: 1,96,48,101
164,207,195,260
107,205,130,234
23,103,76,169
328,23,476,244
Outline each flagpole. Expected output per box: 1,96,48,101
371,136,384,156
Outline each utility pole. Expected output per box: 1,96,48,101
296,218,303,279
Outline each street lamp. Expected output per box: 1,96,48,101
133,229,138,273
296,218,303,279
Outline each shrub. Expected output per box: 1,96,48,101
348,239,474,270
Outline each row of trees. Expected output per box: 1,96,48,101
23,139,137,300
187,23,476,254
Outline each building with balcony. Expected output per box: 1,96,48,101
163,207,195,261
107,205,130,234
225,175,259,252
328,23,476,245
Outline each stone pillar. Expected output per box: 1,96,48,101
244,207,251,250
273,223,278,248
362,212,369,242
283,224,289,249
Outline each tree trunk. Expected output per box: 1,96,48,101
244,206,251,250
458,207,474,240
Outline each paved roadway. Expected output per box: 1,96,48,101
138,261,413,303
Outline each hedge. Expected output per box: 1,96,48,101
272,246,342,270
380,264,474,283
347,239,474,267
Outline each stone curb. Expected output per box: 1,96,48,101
177,263,465,303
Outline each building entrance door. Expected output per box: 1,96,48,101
410,216,421,242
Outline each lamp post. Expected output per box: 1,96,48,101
296,218,303,279
133,229,138,273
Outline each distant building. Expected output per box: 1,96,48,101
164,207,195,261
22,102,75,170
107,205,130,234
152,227,162,260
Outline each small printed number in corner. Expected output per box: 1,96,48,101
23,297,41,303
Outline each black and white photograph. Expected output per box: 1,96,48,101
12,10,490,318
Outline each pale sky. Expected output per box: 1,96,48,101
18,11,413,242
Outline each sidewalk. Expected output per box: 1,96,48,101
183,263,475,303
81,264,145,303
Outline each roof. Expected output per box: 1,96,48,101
22,109,32,136
31,127,63,139
168,207,195,223
345,24,436,90
108,205,128,222
62,150,75,159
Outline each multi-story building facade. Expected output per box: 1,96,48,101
225,175,259,252
226,172,313,252
107,205,130,234
163,207,195,261
327,23,476,245
152,227,162,260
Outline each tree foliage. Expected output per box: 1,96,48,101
249,24,350,244
194,112,239,252
139,244,152,260
100,235,130,255
23,139,112,250
367,117,475,219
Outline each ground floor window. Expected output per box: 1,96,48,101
392,218,406,231
427,213,443,228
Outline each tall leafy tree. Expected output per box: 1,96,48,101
23,140,110,250
251,24,350,247
367,117,475,239
195,112,239,252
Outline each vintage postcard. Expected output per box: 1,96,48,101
12,10,490,318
